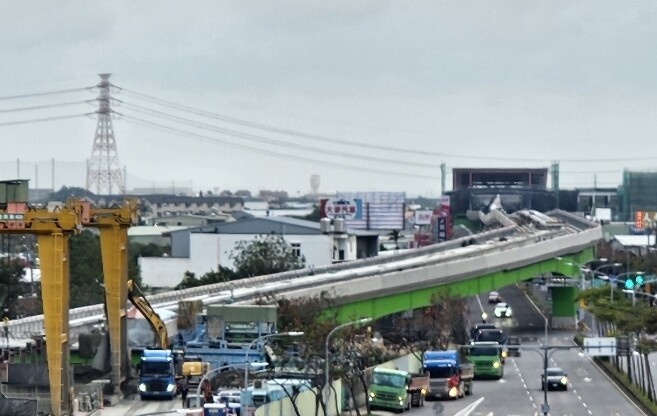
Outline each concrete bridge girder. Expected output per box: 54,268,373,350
332,248,594,322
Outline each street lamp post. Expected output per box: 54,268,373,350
541,315,549,415
195,363,248,408
324,318,372,414
243,331,304,390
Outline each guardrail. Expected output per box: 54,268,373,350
8,224,521,337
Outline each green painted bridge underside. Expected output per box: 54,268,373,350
333,247,593,322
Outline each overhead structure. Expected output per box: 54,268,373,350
0,180,89,416
79,198,139,392
0,180,138,416
86,73,126,195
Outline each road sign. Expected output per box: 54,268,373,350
616,335,631,356
583,337,616,357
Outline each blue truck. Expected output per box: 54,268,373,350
423,350,474,399
138,349,179,399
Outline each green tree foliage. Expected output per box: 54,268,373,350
0,257,26,313
231,234,305,278
69,231,104,308
175,266,238,290
42,186,95,204
388,230,401,249
127,242,168,286
68,231,168,307
577,285,655,336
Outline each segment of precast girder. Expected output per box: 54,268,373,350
82,198,138,393
0,200,87,416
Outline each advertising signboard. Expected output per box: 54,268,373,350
414,210,433,225
634,211,657,229
320,198,363,220
321,192,405,230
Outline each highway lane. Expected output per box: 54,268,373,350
100,395,184,415
467,284,647,416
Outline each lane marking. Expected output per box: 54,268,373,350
520,288,649,416
453,397,485,416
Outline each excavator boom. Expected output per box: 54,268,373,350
127,279,169,349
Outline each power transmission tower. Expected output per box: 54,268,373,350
86,73,126,195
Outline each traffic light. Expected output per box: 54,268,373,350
624,274,645,290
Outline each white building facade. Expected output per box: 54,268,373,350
139,217,377,288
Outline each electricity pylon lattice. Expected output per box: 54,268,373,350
86,73,126,195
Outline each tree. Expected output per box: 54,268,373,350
68,231,165,307
422,292,469,348
175,266,238,290
388,230,401,249
0,257,26,316
69,231,104,308
231,234,305,278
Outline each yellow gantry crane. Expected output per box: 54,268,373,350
0,181,138,416
80,198,139,395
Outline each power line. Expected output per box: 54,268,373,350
121,114,438,180
119,86,657,164
118,100,440,169
119,87,556,162
0,113,93,127
0,100,91,113
0,87,90,101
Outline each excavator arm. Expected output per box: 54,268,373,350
127,279,169,349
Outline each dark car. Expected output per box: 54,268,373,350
470,323,497,340
507,335,521,357
541,367,568,391
475,329,508,362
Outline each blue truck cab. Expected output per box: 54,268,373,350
138,349,178,399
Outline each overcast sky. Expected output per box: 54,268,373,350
1,1,656,197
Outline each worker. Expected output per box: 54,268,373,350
2,317,8,347
201,378,214,404
178,376,190,407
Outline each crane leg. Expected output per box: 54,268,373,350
38,233,71,416
99,227,129,394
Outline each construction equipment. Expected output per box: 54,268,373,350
182,355,210,388
0,181,91,416
127,279,169,349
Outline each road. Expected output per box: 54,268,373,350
396,285,647,416
100,285,646,416
100,395,185,416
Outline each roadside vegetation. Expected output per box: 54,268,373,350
577,278,657,406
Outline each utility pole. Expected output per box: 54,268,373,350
86,74,126,195
440,162,446,195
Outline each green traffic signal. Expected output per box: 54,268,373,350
636,275,645,285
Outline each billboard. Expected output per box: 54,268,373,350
635,211,657,229
431,195,452,242
321,192,405,230
320,197,363,220
414,210,433,225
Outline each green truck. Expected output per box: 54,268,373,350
468,341,504,379
368,367,429,412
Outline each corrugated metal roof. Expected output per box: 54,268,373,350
166,216,379,237
128,225,189,237
613,235,655,247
